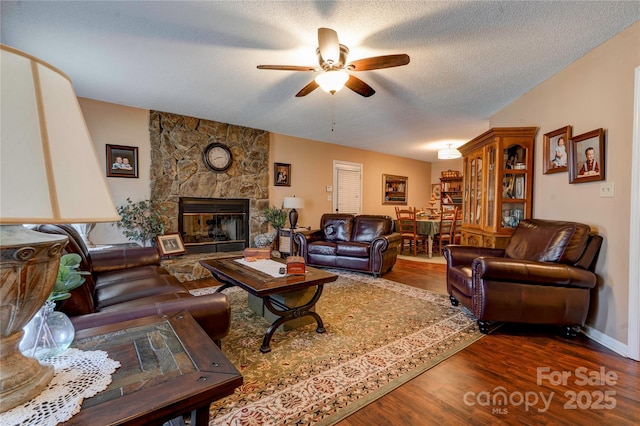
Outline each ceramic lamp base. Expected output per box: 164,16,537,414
0,225,67,412
0,332,54,411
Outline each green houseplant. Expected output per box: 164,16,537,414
263,205,287,231
262,205,287,250
114,197,166,246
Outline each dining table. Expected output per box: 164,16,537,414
394,217,441,258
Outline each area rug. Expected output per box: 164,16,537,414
190,270,482,426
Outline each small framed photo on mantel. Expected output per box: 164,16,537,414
157,233,186,256
106,144,139,178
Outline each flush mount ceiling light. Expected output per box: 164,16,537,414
438,144,462,160
315,69,349,94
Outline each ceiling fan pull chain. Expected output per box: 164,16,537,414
331,94,336,132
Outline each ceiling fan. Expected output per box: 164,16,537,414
257,27,410,97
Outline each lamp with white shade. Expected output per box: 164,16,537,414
0,44,120,411
283,196,305,229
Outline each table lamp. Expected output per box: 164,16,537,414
283,196,305,229
0,44,120,411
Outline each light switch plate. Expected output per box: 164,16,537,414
326,186,333,192
327,195,332,201
600,182,614,198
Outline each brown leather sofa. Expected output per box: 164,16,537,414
443,219,603,337
31,224,231,346
293,214,402,276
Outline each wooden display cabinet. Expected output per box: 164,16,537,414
440,176,463,213
458,127,537,248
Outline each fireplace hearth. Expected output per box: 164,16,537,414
178,197,250,254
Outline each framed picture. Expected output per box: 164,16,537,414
569,128,605,184
156,233,186,256
543,125,572,174
502,175,515,198
382,174,408,205
106,144,138,178
274,162,291,186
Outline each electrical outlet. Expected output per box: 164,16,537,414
599,182,614,198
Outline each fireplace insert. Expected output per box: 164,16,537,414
178,197,249,254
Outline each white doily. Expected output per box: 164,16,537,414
0,348,120,426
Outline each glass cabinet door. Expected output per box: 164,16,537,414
486,145,496,228
501,143,529,229
474,155,482,226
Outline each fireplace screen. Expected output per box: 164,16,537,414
179,198,249,253
181,213,246,244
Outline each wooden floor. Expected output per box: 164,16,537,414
336,259,640,425
185,258,639,424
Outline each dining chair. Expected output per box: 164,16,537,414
451,206,463,244
432,208,455,255
395,207,427,256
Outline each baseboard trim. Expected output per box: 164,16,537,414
582,324,628,358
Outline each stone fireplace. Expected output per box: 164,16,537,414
149,111,270,246
179,197,249,253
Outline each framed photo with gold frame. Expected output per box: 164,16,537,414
156,233,186,256
543,125,571,174
569,128,605,184
382,174,408,205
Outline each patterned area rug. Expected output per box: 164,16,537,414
190,270,482,426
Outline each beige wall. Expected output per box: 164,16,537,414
491,22,639,344
269,133,432,228
79,99,432,243
79,98,151,245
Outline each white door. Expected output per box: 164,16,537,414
333,161,362,214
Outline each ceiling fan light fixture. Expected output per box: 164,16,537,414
315,70,349,94
438,144,462,160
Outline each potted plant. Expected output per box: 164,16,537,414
263,205,287,250
20,253,89,359
114,198,166,246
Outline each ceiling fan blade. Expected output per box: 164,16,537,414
295,80,319,97
345,75,375,97
257,65,316,71
318,27,340,65
347,54,410,71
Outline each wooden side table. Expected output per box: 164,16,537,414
63,311,242,425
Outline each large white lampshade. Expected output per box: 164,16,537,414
0,44,120,411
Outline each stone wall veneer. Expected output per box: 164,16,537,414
149,111,270,245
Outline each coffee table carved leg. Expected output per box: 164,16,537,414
260,284,325,353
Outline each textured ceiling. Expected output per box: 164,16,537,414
1,1,638,162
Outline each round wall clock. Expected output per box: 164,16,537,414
203,142,232,172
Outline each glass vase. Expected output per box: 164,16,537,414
19,300,75,359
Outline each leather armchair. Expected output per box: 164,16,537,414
443,219,603,337
30,224,231,346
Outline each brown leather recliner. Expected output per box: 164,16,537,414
31,224,231,346
443,219,603,337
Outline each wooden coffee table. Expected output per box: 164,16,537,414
63,311,242,425
200,257,338,353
